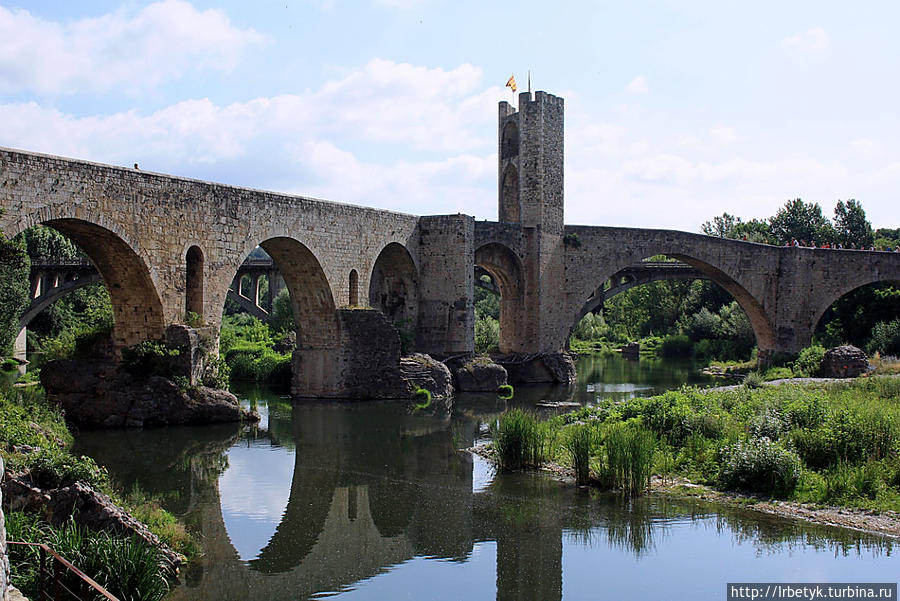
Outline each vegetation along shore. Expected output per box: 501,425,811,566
477,371,900,538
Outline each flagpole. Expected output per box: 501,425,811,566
528,70,531,94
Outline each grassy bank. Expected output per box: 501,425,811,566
1,382,196,599
489,377,900,511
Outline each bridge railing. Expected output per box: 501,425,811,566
29,258,94,269
6,541,120,601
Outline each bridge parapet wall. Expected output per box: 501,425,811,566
0,147,421,346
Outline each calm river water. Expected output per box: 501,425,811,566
72,354,896,601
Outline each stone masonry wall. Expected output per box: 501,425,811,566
416,215,474,357
0,148,421,347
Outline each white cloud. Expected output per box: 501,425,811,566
0,59,498,216
782,27,829,54
626,75,648,94
0,1,263,95
3,53,897,232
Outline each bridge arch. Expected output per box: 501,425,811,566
475,242,526,353
572,252,776,356
369,242,418,332
810,271,900,341
24,219,166,349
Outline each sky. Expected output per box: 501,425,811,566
2,1,899,232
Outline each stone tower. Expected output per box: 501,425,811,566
495,90,570,356
498,91,564,234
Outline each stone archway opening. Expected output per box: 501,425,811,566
369,243,418,351
572,254,774,363
348,269,359,306
813,281,900,353
185,245,204,322
21,219,166,352
475,242,526,354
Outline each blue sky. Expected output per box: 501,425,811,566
2,1,899,231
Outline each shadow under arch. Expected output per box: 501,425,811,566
369,242,419,337
251,237,339,395
811,278,900,347
475,242,526,353
574,253,776,356
36,218,166,348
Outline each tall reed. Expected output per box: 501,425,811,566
565,423,594,485
6,512,170,601
492,409,548,470
601,423,657,495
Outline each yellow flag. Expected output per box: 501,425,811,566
505,74,517,93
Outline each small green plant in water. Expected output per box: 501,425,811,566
498,384,514,399
413,387,432,409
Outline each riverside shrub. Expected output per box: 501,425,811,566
719,437,801,496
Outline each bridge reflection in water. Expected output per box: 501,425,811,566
73,393,895,601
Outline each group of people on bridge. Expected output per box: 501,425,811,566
785,238,900,252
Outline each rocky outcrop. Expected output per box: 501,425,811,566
1,457,9,601
47,482,182,572
400,354,454,398
443,355,507,391
1,474,182,575
821,345,870,378
497,352,577,384
40,359,257,428
621,342,640,358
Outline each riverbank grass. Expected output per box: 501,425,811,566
0,382,198,595
490,377,900,510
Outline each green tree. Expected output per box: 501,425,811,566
701,213,741,238
702,213,771,242
769,199,834,245
0,227,30,354
19,225,83,259
833,199,873,248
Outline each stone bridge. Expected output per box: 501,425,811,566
2,89,899,396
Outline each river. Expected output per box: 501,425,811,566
72,354,895,600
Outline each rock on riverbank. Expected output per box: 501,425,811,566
40,359,257,428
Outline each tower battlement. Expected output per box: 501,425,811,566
498,91,564,234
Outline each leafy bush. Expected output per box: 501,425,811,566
748,407,785,440
660,334,693,357
28,449,108,490
121,340,180,379
719,437,801,496
791,427,838,469
793,345,826,377
475,314,500,354
224,346,291,389
868,318,900,356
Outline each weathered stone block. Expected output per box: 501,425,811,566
821,345,869,378
444,355,507,391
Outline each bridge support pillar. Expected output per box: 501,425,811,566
13,327,26,363
415,215,475,358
